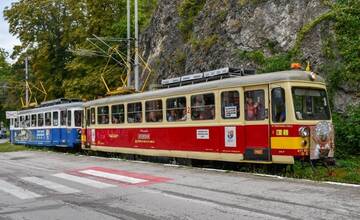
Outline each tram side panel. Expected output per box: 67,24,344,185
84,125,246,161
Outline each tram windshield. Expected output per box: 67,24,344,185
292,87,330,120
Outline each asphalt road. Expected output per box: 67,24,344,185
0,151,359,220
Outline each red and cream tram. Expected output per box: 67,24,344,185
82,67,335,164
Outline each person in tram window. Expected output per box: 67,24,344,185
112,115,119,124
148,111,158,122
179,108,187,121
255,96,265,120
128,116,134,123
192,95,205,120
246,97,258,120
135,112,142,122
194,95,205,107
167,109,177,122
101,115,109,124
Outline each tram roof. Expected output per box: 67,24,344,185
85,70,325,107
17,102,83,115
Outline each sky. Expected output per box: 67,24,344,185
0,0,20,62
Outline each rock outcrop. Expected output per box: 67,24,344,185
140,0,358,111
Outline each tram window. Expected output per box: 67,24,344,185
111,104,124,124
31,114,37,127
60,110,67,126
38,113,44,127
67,110,72,127
191,93,215,120
245,90,265,120
86,108,91,126
45,112,52,126
25,115,30,127
166,97,187,122
20,116,24,127
221,91,240,119
127,102,142,123
272,88,286,123
15,118,19,128
97,106,109,124
91,108,96,125
53,111,59,126
146,100,163,123
74,110,83,127
292,87,330,120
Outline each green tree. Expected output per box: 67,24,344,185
4,0,157,101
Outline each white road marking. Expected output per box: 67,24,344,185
325,181,360,188
22,177,81,194
79,169,148,184
0,179,42,199
53,173,116,189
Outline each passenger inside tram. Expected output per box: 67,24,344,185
167,109,177,122
179,108,187,121
245,97,258,120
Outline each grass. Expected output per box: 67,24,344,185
288,157,360,184
0,142,30,152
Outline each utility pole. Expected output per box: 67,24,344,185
134,0,139,91
25,57,29,107
127,0,131,88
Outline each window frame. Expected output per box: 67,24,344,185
90,108,96,125
97,106,110,125
25,115,30,127
244,90,266,121
45,112,52,126
191,93,215,121
111,104,125,124
221,90,240,120
38,113,44,127
53,111,59,126
271,87,286,123
74,110,83,127
86,108,91,126
60,110,67,126
67,110,72,127
127,102,142,123
145,99,163,123
31,114,37,127
166,96,187,122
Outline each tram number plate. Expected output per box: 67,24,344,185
254,149,264,155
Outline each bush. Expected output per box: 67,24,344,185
332,105,360,158
178,0,206,41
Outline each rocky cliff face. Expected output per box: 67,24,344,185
140,0,358,111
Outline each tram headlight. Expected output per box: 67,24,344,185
299,127,310,137
314,121,332,142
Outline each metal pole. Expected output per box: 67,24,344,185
25,57,29,107
127,0,131,88
134,0,139,91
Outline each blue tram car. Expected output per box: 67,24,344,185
9,99,83,149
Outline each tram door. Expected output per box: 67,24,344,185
60,110,68,145
243,85,271,161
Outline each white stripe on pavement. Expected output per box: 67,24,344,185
53,173,116,189
79,169,148,184
0,179,42,199
22,177,81,194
